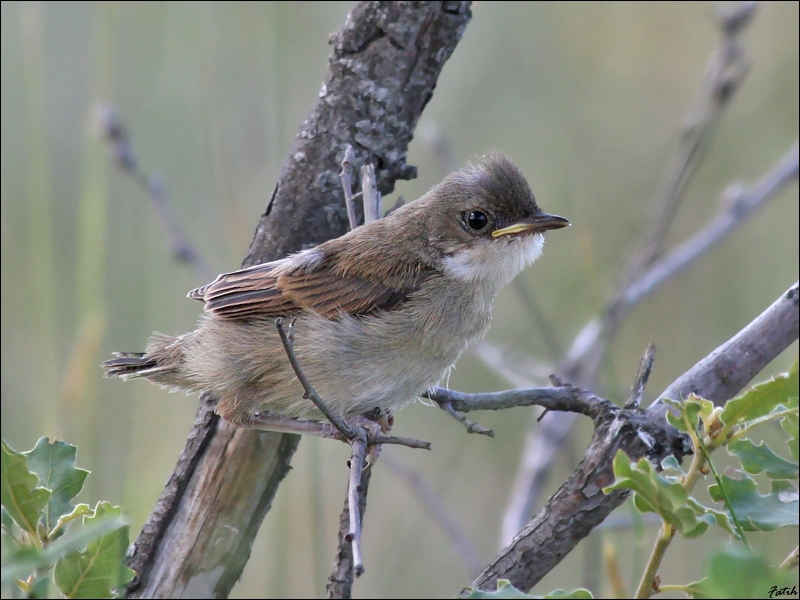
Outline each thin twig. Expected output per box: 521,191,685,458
346,428,368,578
273,319,431,447
275,318,354,439
625,343,656,409
616,2,756,295
510,279,564,362
382,454,484,576
439,401,495,437
97,105,214,280
470,281,798,594
360,163,381,223
624,142,799,307
371,435,431,450
780,546,799,570
502,6,774,543
425,385,608,419
339,145,360,231
327,468,373,599
566,1,758,380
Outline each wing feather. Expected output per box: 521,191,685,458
188,253,433,320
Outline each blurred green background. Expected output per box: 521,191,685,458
1,2,798,598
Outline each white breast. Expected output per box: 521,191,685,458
441,233,545,287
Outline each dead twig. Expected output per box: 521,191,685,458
427,383,604,418
615,1,756,296
361,162,381,223
273,318,431,449
98,105,214,280
625,343,656,409
500,4,777,545
327,468,373,599
346,428,368,578
623,143,799,307
339,145,360,232
470,280,798,594
382,453,484,576
438,401,495,437
275,318,354,439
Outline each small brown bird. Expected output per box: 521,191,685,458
103,151,568,435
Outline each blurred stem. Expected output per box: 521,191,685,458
307,437,328,593
629,500,648,587
271,485,289,598
695,430,751,550
20,1,58,431
657,584,691,594
581,531,601,592
510,279,563,361
634,523,673,599
602,539,627,599
74,1,117,499
77,1,116,316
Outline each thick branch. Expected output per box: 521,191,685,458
426,385,603,417
470,281,799,593
125,3,472,597
244,1,472,265
656,280,799,407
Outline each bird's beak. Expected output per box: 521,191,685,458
491,212,570,238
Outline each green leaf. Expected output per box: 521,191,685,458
0,545,50,585
51,503,93,538
14,570,51,598
0,439,51,536
24,438,89,538
686,545,796,599
728,439,799,480
1,505,16,532
53,502,134,599
783,413,799,462
27,573,51,599
720,362,799,431
664,396,714,434
1,506,130,586
603,451,715,537
538,591,592,600
708,475,798,531
660,455,685,478
461,580,592,599
685,497,737,538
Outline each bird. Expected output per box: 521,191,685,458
103,151,569,436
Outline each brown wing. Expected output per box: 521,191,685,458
188,260,431,320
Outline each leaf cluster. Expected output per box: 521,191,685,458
1,437,134,599
603,361,798,598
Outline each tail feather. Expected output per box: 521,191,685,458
103,332,194,391
102,354,160,379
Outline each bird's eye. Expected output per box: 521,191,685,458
464,210,489,231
